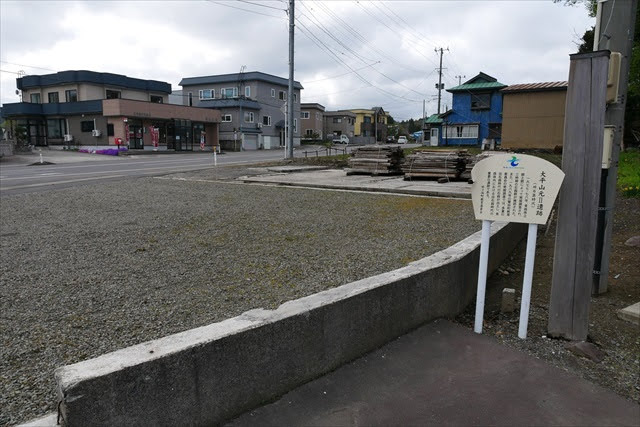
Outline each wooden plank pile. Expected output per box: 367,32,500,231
402,150,468,180
460,152,492,181
347,145,404,175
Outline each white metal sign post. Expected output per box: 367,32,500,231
471,154,564,338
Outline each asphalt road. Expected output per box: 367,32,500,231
0,143,416,195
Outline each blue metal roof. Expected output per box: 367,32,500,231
1,100,103,117
17,71,171,94
198,98,261,110
180,71,303,90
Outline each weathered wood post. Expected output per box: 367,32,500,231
548,51,609,341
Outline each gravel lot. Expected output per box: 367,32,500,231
0,168,478,425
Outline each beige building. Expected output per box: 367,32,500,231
501,82,567,150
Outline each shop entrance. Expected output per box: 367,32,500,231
128,122,144,149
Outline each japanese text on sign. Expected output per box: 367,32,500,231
471,154,564,225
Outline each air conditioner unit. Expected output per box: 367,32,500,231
64,134,73,142
92,129,102,137
257,123,263,128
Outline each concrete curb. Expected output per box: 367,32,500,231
54,221,525,426
241,175,472,199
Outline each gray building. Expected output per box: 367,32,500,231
179,71,303,150
323,110,355,142
300,103,325,141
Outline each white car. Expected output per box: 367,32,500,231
333,135,349,144
397,136,408,144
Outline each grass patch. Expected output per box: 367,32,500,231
618,149,640,198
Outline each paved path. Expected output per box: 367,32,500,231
241,169,473,199
229,320,639,426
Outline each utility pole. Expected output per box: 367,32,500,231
422,99,426,145
287,0,295,159
238,65,246,152
434,47,448,114
455,75,466,86
592,0,637,295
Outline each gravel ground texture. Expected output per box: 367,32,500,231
0,167,479,426
455,192,640,405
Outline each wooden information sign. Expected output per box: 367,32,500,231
470,154,564,338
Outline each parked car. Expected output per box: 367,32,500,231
386,136,396,143
333,135,349,144
397,136,408,144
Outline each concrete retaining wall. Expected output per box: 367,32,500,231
56,221,525,426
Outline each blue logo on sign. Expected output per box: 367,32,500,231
508,156,520,167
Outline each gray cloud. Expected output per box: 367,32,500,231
1,0,594,121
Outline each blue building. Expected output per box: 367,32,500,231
426,72,506,147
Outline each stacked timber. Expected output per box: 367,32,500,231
402,150,467,180
347,145,404,175
460,152,492,180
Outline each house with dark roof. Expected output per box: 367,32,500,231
427,72,506,146
300,103,325,141
501,81,568,150
179,71,303,150
1,70,221,151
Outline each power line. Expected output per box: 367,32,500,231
303,62,380,84
310,0,429,75
295,19,422,103
0,60,56,72
236,0,285,12
203,0,285,19
296,8,428,98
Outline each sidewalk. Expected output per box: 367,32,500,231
241,169,473,199
229,320,639,426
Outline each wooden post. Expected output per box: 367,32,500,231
548,51,609,341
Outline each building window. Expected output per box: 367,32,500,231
48,92,59,103
301,112,310,119
81,120,95,132
471,93,491,110
305,129,314,136
107,123,114,136
363,116,372,124
271,88,275,97
106,89,121,99
293,118,297,133
444,124,479,139
262,116,271,126
222,114,232,122
333,117,342,123
245,86,250,97
188,92,193,106
199,89,215,100
279,90,286,101
293,93,297,103
150,95,163,103
221,87,238,98
244,112,254,123
65,89,78,102
30,93,41,104
316,112,320,120
46,119,65,138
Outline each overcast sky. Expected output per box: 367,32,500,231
0,0,594,120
